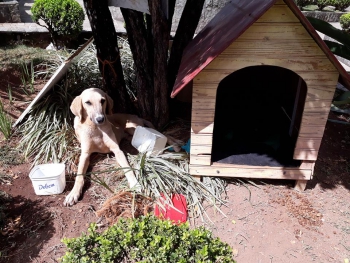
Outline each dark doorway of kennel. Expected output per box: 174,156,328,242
211,65,307,167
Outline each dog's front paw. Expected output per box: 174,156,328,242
63,190,81,206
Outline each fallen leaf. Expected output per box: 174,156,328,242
231,220,236,224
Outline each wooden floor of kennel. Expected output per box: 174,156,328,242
170,0,350,190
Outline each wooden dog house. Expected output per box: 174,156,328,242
171,0,350,190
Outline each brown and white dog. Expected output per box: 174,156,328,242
64,88,177,206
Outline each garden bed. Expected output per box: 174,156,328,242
0,44,350,263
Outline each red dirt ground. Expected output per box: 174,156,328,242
0,66,350,263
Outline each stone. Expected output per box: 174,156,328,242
0,1,21,23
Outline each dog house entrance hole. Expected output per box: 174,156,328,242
211,66,307,167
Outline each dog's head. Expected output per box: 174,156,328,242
70,88,114,125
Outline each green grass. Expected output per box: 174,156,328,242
16,44,101,166
0,101,12,140
0,45,50,68
0,145,24,167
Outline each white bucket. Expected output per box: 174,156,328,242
131,126,167,156
29,163,66,195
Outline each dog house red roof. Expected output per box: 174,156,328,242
170,0,350,98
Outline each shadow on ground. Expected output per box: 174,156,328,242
0,195,55,263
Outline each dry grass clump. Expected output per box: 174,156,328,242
96,191,153,225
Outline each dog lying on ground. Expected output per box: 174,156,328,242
64,88,180,206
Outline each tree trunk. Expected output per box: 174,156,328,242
148,0,170,129
83,0,133,114
120,8,154,121
167,0,205,92
121,2,170,129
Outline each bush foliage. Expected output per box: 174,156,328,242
31,0,84,47
328,0,350,10
340,13,350,32
316,0,331,9
295,0,350,10
61,215,236,263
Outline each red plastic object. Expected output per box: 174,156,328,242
154,194,187,224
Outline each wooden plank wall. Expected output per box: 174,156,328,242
190,0,339,173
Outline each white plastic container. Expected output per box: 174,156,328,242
29,163,66,195
131,126,167,156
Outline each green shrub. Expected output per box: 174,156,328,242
31,0,84,48
315,0,331,10
294,0,314,7
61,215,236,263
340,13,350,32
328,0,350,10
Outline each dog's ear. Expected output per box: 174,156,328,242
70,96,83,121
106,93,114,115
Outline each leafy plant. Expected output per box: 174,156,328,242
294,0,313,7
0,45,49,68
127,151,227,221
21,61,35,94
7,85,13,105
0,100,12,140
31,0,84,48
16,48,99,166
328,0,350,10
316,0,331,10
61,215,236,263
307,16,350,60
341,13,350,32
16,39,134,169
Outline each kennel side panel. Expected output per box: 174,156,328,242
190,155,211,165
256,3,299,23
190,80,216,164
294,73,339,160
190,165,313,180
221,40,325,57
194,70,341,86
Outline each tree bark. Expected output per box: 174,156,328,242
167,0,205,92
148,0,170,129
83,0,133,113
120,8,154,121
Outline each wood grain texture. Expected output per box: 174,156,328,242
256,4,299,23
295,138,322,150
222,40,325,57
293,149,318,160
207,57,337,72
191,122,214,134
190,164,312,180
298,125,326,138
190,155,211,165
194,70,339,86
190,145,212,155
238,24,316,41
